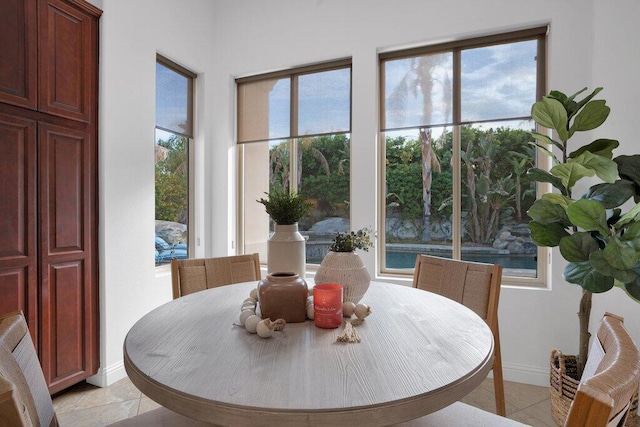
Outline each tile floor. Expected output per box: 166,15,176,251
52,376,561,426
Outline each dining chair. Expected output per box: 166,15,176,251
0,311,211,426
564,312,640,427
171,253,261,299
412,254,506,416
396,312,640,427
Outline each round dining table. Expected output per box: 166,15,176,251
123,280,494,426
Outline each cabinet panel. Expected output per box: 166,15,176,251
0,0,37,109
0,113,38,339
39,122,97,393
42,260,86,391
2,0,100,394
38,0,96,122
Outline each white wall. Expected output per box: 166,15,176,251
92,0,640,387
89,0,218,385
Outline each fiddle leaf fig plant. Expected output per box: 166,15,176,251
527,87,640,376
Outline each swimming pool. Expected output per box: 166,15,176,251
385,250,537,270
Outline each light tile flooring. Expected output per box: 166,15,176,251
52,376,560,426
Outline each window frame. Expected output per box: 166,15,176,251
377,27,549,287
236,59,353,261
155,54,196,266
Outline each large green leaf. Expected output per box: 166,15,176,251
568,139,619,160
615,155,640,191
614,202,640,228
531,97,568,142
567,199,609,235
581,180,635,208
529,142,560,165
529,221,569,247
559,232,600,262
542,193,574,210
551,162,594,191
570,152,618,183
602,236,638,270
530,132,564,152
527,168,567,195
564,87,602,118
589,251,636,283
622,278,640,301
548,89,571,105
569,100,610,136
564,260,614,292
620,221,640,250
527,199,569,224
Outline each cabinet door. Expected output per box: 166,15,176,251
38,122,98,393
38,0,97,122
0,0,38,109
0,113,38,340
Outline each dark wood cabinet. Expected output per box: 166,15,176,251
0,113,38,328
0,0,38,109
0,0,100,394
38,0,97,122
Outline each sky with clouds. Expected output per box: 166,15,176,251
264,38,537,142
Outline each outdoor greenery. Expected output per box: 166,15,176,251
329,228,374,252
155,134,188,224
385,126,536,243
526,87,640,376
267,128,536,247
269,134,350,226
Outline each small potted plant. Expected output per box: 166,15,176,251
329,228,375,253
257,188,313,226
315,227,374,304
257,188,313,278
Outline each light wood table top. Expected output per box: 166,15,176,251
124,281,494,426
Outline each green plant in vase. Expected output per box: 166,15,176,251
329,227,374,253
257,188,313,278
317,227,375,304
526,87,640,378
257,188,313,225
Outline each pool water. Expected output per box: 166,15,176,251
386,250,537,270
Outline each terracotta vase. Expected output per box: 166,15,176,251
267,223,306,278
314,251,371,304
258,272,308,323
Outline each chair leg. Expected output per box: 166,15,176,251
492,325,506,416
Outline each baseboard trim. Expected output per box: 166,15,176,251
86,360,127,388
501,361,549,387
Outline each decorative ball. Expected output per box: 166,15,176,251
244,315,261,334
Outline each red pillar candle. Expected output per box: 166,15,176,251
313,284,343,329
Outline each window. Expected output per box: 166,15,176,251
237,60,352,265
380,27,547,282
155,55,196,266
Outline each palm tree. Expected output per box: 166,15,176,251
387,54,450,242
269,141,291,191
419,128,441,241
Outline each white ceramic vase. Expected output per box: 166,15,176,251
314,251,371,304
267,223,306,278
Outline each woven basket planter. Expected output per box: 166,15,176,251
550,349,639,426
314,251,371,304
